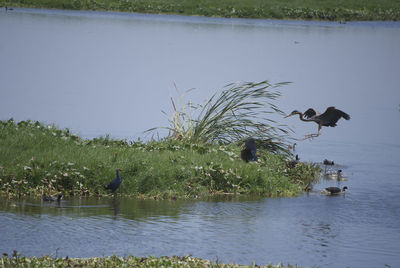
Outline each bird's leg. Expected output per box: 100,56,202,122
302,133,320,140
302,125,322,140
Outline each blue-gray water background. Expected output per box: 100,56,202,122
1,8,400,268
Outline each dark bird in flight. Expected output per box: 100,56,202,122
105,168,122,193
285,107,350,140
241,138,258,162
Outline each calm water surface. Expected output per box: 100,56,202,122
1,8,400,268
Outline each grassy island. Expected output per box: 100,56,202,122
1,0,400,21
0,81,319,199
0,118,318,199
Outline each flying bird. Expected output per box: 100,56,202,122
285,107,350,139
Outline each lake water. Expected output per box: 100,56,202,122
1,8,400,268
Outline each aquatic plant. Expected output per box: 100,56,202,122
150,80,292,151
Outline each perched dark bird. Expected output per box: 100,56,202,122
285,107,350,139
105,168,122,193
241,138,258,162
325,186,348,195
287,154,300,168
43,194,63,202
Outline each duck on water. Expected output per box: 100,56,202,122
324,186,348,195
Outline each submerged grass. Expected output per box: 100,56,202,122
0,119,319,199
1,253,305,268
1,0,399,21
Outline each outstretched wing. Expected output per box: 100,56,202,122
321,107,350,127
337,109,350,120
303,108,318,119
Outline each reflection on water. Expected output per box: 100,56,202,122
1,8,400,268
0,196,187,220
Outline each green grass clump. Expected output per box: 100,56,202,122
1,0,400,21
0,119,319,199
150,80,291,151
1,252,306,267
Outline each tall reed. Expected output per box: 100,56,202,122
150,80,292,150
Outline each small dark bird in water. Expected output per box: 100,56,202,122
323,159,335,165
43,194,63,202
241,138,258,162
325,186,348,195
105,168,122,193
323,159,335,173
285,107,350,140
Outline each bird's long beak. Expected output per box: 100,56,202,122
284,113,294,118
